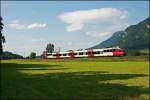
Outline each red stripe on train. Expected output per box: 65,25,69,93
87,49,94,57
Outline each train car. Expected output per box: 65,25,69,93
44,47,126,59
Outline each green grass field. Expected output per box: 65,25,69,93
1,57,149,99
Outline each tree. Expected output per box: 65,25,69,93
29,52,36,59
0,16,5,55
46,43,54,53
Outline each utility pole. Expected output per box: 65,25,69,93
24,52,25,58
58,47,61,52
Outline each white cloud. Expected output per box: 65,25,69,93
86,31,112,38
27,23,47,29
30,38,46,43
8,20,47,30
59,7,128,32
8,20,25,30
66,23,84,32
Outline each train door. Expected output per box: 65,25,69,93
56,52,61,58
68,50,75,58
87,49,94,57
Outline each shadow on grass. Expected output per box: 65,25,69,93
1,63,149,100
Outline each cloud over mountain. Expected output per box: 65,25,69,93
59,7,128,32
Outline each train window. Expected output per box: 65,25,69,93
100,51,103,54
74,53,77,55
106,50,109,52
83,52,86,55
69,53,73,56
47,54,52,56
53,54,56,56
63,54,67,56
93,52,96,54
113,49,116,52
97,51,100,54
79,52,83,55
86,52,92,54
109,50,112,52
104,50,110,52
104,50,107,52
76,53,79,55
56,54,61,56
93,51,100,54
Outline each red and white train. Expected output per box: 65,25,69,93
44,47,126,59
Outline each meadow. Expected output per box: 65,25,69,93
1,56,149,99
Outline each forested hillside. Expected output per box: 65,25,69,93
91,17,150,54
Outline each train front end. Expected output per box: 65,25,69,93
112,49,126,56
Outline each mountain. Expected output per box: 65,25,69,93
91,17,150,53
0,51,23,59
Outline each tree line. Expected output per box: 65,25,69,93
28,43,54,59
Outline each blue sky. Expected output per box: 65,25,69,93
1,1,149,56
